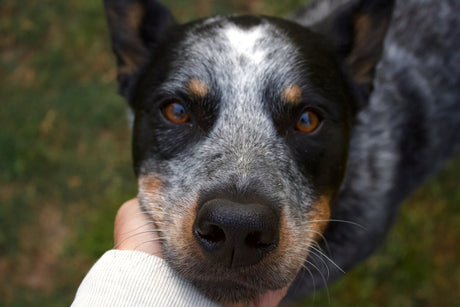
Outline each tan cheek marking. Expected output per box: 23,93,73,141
307,195,331,241
249,197,332,285
266,196,331,262
282,84,302,105
138,174,164,223
258,210,291,265
174,202,206,259
280,196,331,277
139,174,204,261
260,209,308,283
277,210,292,257
187,78,209,99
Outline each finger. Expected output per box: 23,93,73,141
114,198,163,257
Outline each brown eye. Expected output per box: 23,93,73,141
296,110,320,133
162,101,190,124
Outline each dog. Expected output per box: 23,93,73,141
103,0,460,303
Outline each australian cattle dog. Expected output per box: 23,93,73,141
103,0,459,303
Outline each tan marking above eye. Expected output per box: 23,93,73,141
282,84,302,105
187,78,208,99
296,110,320,133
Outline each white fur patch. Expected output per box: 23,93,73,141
223,26,266,64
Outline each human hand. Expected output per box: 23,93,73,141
114,198,288,306
114,198,163,257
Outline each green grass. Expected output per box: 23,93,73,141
1,0,459,305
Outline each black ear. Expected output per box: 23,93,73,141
313,0,395,104
104,0,175,102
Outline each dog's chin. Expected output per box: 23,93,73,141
191,279,264,303
166,254,297,303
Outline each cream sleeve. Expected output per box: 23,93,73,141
72,250,219,307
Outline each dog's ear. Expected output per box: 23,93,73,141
104,0,175,102
313,0,395,105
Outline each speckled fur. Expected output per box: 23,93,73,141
134,17,340,301
288,0,460,299
103,0,460,303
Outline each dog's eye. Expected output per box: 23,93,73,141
296,110,320,133
162,101,190,124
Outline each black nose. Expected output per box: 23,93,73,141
193,198,279,268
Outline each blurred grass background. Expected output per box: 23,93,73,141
1,0,459,305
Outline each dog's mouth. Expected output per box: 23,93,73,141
164,229,302,303
190,277,283,303
160,200,329,303
139,175,331,303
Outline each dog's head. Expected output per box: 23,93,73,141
104,0,393,302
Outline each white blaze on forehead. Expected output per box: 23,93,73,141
224,25,267,64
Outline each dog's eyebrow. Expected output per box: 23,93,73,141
187,78,209,99
282,84,302,105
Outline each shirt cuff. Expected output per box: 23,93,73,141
72,249,219,306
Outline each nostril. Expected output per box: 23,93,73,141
197,224,226,243
245,231,261,248
194,198,280,267
245,231,275,250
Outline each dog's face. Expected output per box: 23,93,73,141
104,0,392,303
134,16,352,301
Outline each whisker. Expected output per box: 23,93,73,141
118,220,157,233
297,237,343,282
132,237,169,253
304,227,332,256
114,230,167,249
296,238,332,281
310,245,345,274
308,249,331,280
309,219,366,230
301,261,317,301
303,258,330,304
